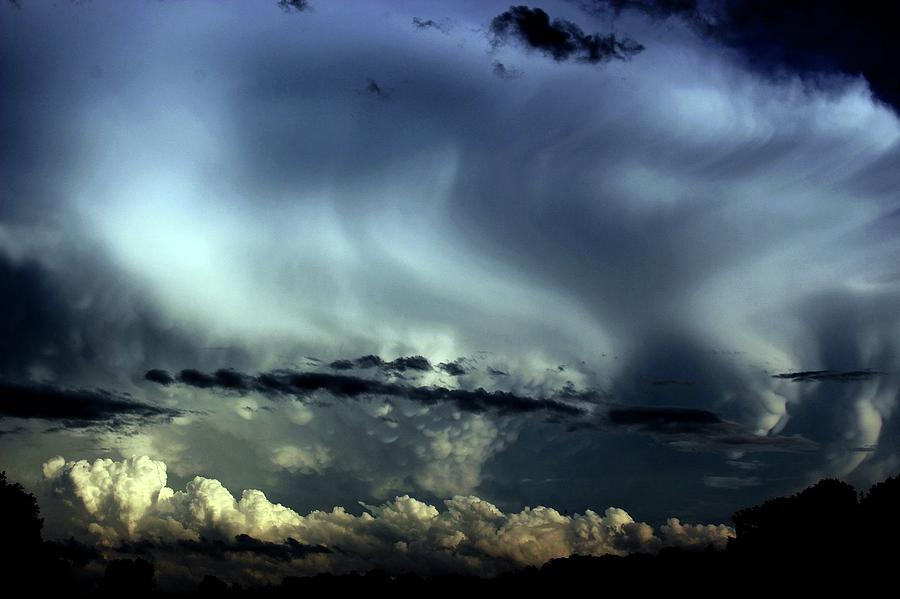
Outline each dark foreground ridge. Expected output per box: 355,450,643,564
1,470,898,596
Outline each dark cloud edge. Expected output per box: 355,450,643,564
0,380,182,429
771,369,884,383
579,0,900,113
490,5,644,64
145,367,817,453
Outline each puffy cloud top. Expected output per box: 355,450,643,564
44,455,733,575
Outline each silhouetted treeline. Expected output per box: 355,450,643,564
2,470,898,596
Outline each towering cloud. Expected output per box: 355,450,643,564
44,456,733,576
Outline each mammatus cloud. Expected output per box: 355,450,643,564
144,366,818,453
0,381,180,428
490,5,643,64
43,456,734,576
271,445,332,475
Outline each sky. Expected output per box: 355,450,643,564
2,0,899,586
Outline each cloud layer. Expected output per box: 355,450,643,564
0,0,898,546
43,455,733,578
0,381,180,428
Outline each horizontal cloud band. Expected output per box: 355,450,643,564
0,381,181,427
145,367,816,452
43,455,733,576
146,367,588,417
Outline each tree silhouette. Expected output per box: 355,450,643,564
860,474,900,561
729,477,859,559
2,469,899,595
0,471,43,550
0,470,46,590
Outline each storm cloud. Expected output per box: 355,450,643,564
145,365,816,453
328,354,433,373
0,381,180,428
491,5,643,63
1,0,899,575
147,367,588,418
772,370,884,383
604,406,817,452
587,0,900,113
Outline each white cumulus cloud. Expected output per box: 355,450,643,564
43,455,734,576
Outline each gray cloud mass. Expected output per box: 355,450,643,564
1,0,899,582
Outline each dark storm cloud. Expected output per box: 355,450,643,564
604,405,817,452
0,381,180,427
144,369,175,385
276,0,310,13
591,333,824,452
387,355,432,372
607,406,721,430
146,368,586,417
2,0,897,538
585,0,900,113
328,355,432,373
118,535,330,562
437,360,468,376
490,5,643,64
0,252,212,393
772,370,884,383
0,258,64,377
147,365,813,452
581,0,698,19
765,289,900,474
354,355,384,369
174,368,253,390
708,1,900,113
412,17,450,34
328,359,354,370
595,334,827,453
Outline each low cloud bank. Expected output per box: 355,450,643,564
43,455,733,576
